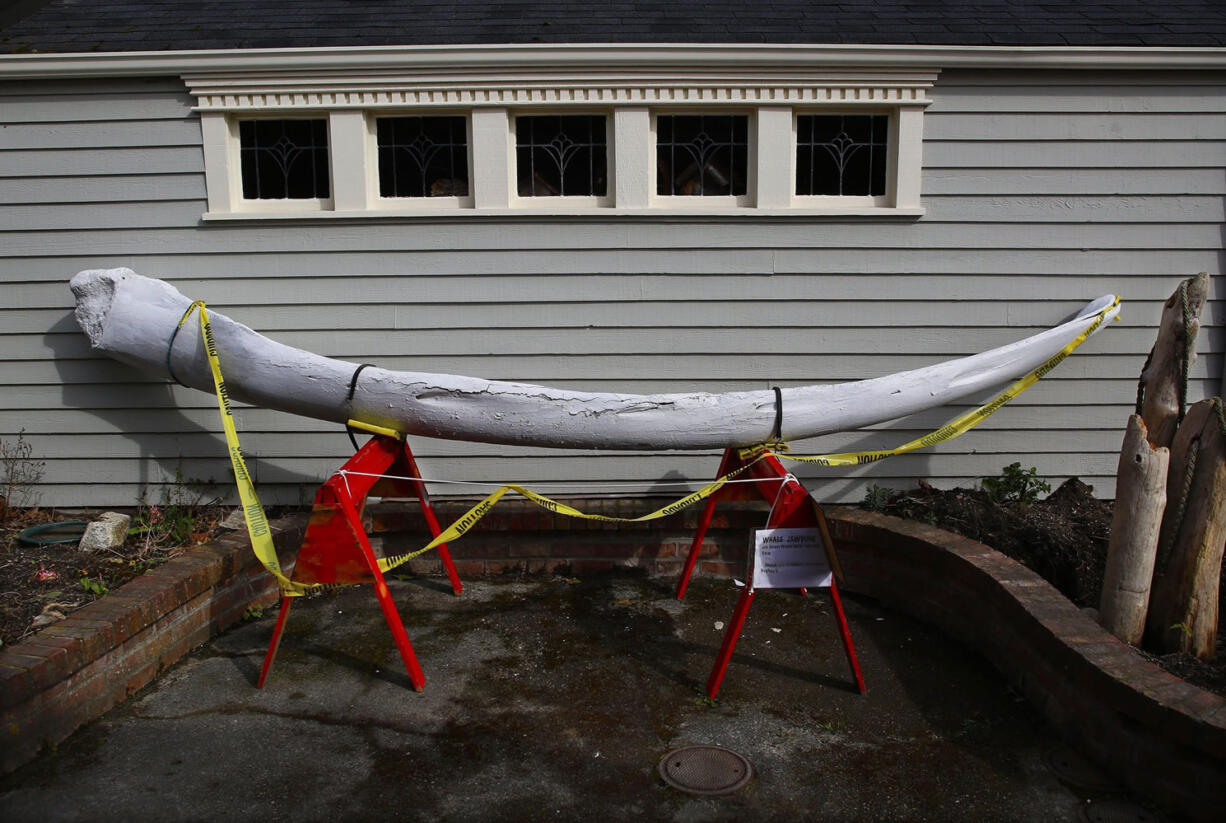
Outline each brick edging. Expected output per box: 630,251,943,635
0,515,307,775
825,506,1224,823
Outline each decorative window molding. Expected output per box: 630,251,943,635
188,67,934,219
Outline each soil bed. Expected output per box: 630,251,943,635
0,506,227,648
867,478,1226,696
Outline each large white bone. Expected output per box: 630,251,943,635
70,268,1118,451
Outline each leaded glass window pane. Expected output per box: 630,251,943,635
515,115,608,197
377,116,469,198
656,114,748,197
238,119,330,200
796,114,888,197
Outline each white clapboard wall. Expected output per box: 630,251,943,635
1,70,1222,506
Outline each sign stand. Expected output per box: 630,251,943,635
675,449,866,698
257,434,463,691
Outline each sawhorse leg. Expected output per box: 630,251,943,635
828,579,866,695
677,450,736,600
706,584,755,698
399,442,462,597
336,485,427,690
257,595,293,688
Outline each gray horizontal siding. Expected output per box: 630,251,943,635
4,223,1224,254
4,175,207,204
1,70,1223,508
5,249,1226,280
7,196,1226,229
3,298,1202,332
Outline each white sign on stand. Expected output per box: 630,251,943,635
751,528,832,590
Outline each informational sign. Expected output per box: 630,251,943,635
751,528,832,590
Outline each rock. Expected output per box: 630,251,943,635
219,508,247,530
31,610,66,628
78,511,131,552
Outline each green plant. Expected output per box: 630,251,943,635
243,606,264,621
861,483,894,512
79,575,109,596
131,463,222,552
0,429,45,522
981,462,1051,505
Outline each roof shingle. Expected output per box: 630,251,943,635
2,0,1225,54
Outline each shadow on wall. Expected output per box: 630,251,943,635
45,310,320,506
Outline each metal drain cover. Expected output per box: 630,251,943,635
1044,745,1119,793
1078,798,1165,823
658,745,753,795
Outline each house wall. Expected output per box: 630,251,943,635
2,69,1223,508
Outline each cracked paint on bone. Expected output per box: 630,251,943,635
70,269,1119,452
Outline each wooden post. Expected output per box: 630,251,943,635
1099,415,1169,645
1138,272,1208,449
1145,398,1226,658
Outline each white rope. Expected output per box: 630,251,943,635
764,473,798,525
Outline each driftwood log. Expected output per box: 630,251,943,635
1137,272,1208,449
1099,415,1169,645
1145,397,1226,658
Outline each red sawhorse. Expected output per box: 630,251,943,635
257,434,462,691
676,449,866,699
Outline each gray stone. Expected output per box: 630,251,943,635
78,511,131,552
219,508,247,530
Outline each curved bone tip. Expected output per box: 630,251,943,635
1078,294,1120,320
71,268,191,346
71,268,138,344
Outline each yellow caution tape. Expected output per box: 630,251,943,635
190,294,1118,596
176,302,307,594
347,419,403,440
754,296,1121,467
376,459,765,573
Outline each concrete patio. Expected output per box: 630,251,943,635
0,571,1158,822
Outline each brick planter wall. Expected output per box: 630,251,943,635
0,515,306,774
827,506,1225,823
